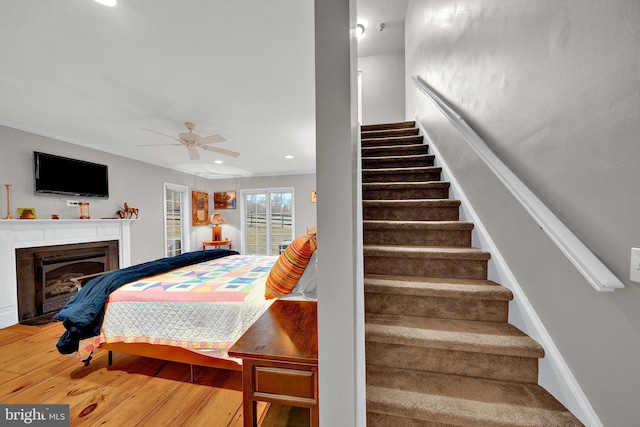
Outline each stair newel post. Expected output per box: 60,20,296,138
4,184,14,220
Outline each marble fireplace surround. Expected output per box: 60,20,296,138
0,219,134,329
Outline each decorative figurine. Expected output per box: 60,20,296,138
118,202,139,219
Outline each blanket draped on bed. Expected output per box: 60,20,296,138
54,249,238,354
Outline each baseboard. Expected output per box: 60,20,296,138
0,306,18,330
415,117,602,427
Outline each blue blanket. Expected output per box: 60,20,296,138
54,249,238,354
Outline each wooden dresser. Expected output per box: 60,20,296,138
229,300,318,427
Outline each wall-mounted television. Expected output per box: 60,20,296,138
34,151,109,198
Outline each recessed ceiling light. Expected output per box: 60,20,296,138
214,160,223,164
94,0,117,6
285,155,294,159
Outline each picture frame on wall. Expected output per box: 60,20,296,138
17,208,36,219
191,191,209,226
213,191,236,210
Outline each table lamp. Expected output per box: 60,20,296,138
209,213,226,241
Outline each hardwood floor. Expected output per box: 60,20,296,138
0,321,307,426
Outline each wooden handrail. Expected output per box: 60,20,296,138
411,75,624,292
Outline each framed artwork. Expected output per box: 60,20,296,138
191,191,209,226
18,208,36,219
214,191,237,210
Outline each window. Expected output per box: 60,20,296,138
164,183,190,257
241,188,294,255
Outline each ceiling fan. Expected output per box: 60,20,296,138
139,122,240,160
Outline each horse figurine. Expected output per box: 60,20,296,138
123,203,139,219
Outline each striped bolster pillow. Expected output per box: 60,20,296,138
265,233,317,299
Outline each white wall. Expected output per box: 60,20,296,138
0,125,317,264
405,1,640,426
0,125,193,265
358,52,406,124
202,174,317,252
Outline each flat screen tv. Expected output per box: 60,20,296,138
34,151,109,198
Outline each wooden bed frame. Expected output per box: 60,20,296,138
72,240,317,380
72,270,245,379
99,342,242,382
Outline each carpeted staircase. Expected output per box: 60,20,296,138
362,121,584,426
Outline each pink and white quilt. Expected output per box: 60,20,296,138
80,255,277,360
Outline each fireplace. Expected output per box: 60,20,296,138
39,251,108,314
16,241,119,323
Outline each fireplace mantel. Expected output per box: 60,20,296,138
0,219,135,328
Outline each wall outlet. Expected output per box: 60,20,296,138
631,248,640,284
66,200,79,207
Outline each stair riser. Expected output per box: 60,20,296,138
364,256,488,280
365,291,504,321
362,145,429,157
362,128,419,138
362,136,424,147
362,121,415,132
363,187,449,200
363,206,459,221
367,412,455,427
366,342,539,383
363,170,441,183
364,229,471,247
363,156,434,169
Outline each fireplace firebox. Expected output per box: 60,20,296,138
16,241,119,322
38,252,108,314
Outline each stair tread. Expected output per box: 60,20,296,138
364,245,491,260
363,220,474,230
362,134,424,143
362,181,449,189
364,154,434,161
363,166,441,173
363,199,460,206
362,128,419,138
365,313,542,357
362,143,427,153
366,366,582,427
364,274,511,300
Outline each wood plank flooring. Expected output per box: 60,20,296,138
0,321,307,426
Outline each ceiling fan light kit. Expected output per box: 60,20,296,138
140,122,239,161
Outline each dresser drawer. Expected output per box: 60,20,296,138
252,364,318,404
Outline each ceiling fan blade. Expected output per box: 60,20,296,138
142,128,182,142
197,134,226,145
201,145,240,158
137,143,183,147
187,146,200,160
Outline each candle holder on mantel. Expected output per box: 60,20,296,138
4,184,14,220
79,202,90,219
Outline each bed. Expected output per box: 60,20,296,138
54,234,318,374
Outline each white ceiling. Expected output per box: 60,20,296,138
0,0,407,179
357,0,409,58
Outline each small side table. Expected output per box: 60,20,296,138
202,240,233,250
229,300,318,427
